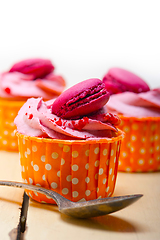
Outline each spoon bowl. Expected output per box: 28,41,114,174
0,180,143,218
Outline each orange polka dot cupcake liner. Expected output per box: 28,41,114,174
118,115,160,172
16,130,124,204
0,99,25,151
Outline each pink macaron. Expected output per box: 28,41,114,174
102,67,150,95
9,58,54,79
52,78,110,119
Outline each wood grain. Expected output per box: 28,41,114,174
0,151,160,240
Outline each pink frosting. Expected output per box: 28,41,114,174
107,88,160,117
0,72,65,100
14,97,120,140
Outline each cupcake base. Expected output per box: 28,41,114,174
118,115,160,172
0,99,25,151
16,130,124,204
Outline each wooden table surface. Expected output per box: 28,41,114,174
0,150,160,240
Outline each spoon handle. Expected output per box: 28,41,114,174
0,180,67,207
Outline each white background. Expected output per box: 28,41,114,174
0,0,160,89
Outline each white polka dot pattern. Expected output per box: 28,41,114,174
66,175,72,182
62,188,69,195
33,165,39,171
119,117,160,172
51,182,58,189
52,152,59,159
72,164,79,171
45,164,52,170
41,155,45,162
0,100,25,151
72,191,79,198
18,134,122,204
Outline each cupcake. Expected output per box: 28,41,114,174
14,78,124,204
103,67,160,172
0,58,66,151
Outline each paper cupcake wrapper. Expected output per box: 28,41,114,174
118,115,160,172
0,99,25,151
17,131,124,204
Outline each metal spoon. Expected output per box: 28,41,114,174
0,180,143,218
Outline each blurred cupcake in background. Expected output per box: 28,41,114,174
0,58,66,151
103,67,160,172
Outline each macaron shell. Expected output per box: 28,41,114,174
9,58,54,79
53,78,103,108
103,67,150,94
52,78,110,119
57,93,110,119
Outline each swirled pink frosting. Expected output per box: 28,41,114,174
0,71,66,101
107,88,160,117
14,97,120,140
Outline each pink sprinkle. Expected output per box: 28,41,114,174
28,114,33,119
4,87,11,94
55,119,62,126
